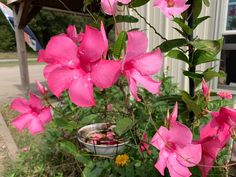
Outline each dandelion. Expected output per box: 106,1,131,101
115,154,130,166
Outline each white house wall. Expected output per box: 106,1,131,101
122,0,222,91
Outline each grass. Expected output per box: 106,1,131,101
0,52,37,59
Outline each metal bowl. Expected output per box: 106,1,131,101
77,123,129,156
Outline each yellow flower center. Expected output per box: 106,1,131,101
115,154,130,166
166,0,175,7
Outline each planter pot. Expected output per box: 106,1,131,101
77,123,129,156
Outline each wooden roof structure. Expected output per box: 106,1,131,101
7,0,99,95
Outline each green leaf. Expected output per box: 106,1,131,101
129,0,151,7
180,90,201,117
114,117,133,136
193,16,210,29
79,114,99,127
191,39,223,56
193,0,202,19
159,38,187,53
106,15,139,27
54,119,77,131
59,141,77,156
192,50,219,66
167,50,190,64
203,70,226,81
173,18,193,35
113,31,127,59
203,0,210,7
173,27,186,37
75,154,90,164
183,71,203,79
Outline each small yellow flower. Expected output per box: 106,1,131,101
115,154,130,167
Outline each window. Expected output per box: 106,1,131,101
218,0,236,90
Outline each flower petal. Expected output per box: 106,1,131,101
131,49,163,75
169,123,192,146
38,107,52,124
124,31,148,62
79,25,107,63
28,118,44,135
43,64,61,79
101,0,117,15
12,113,35,132
29,92,43,110
130,69,161,94
118,0,131,4
176,144,202,167
125,71,140,101
155,149,169,175
168,102,178,126
44,35,79,67
47,66,84,97
11,98,30,113
35,80,47,96
151,126,169,150
91,60,121,88
68,74,95,107
167,155,192,177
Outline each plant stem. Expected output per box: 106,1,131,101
187,0,195,122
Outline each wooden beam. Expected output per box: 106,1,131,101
13,4,30,96
18,0,33,28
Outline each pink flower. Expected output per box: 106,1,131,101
11,92,52,135
121,31,163,101
198,107,236,176
167,102,178,128
35,80,47,96
101,0,131,15
39,23,121,107
217,91,233,100
140,133,151,155
151,124,202,177
107,103,113,111
202,79,210,98
153,0,190,19
66,25,84,43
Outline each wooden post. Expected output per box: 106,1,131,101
13,5,30,96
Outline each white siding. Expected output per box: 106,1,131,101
121,0,223,91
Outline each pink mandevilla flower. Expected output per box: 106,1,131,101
38,23,121,107
140,132,151,155
101,0,131,15
153,0,190,19
217,91,233,100
151,102,202,177
35,80,47,96
66,25,84,43
198,107,236,176
121,31,163,101
202,79,210,98
11,92,52,135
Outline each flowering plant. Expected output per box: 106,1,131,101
9,0,236,177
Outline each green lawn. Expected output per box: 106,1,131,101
0,52,37,59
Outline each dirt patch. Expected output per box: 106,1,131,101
0,135,11,176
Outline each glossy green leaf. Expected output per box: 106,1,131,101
167,50,190,64
191,39,223,56
114,117,133,136
173,27,186,37
129,0,151,8
59,141,77,156
173,18,193,35
203,70,226,81
113,31,127,59
193,0,202,19
203,0,210,7
183,71,203,79
159,38,187,53
79,114,99,127
192,50,219,66
180,90,201,117
193,16,210,29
